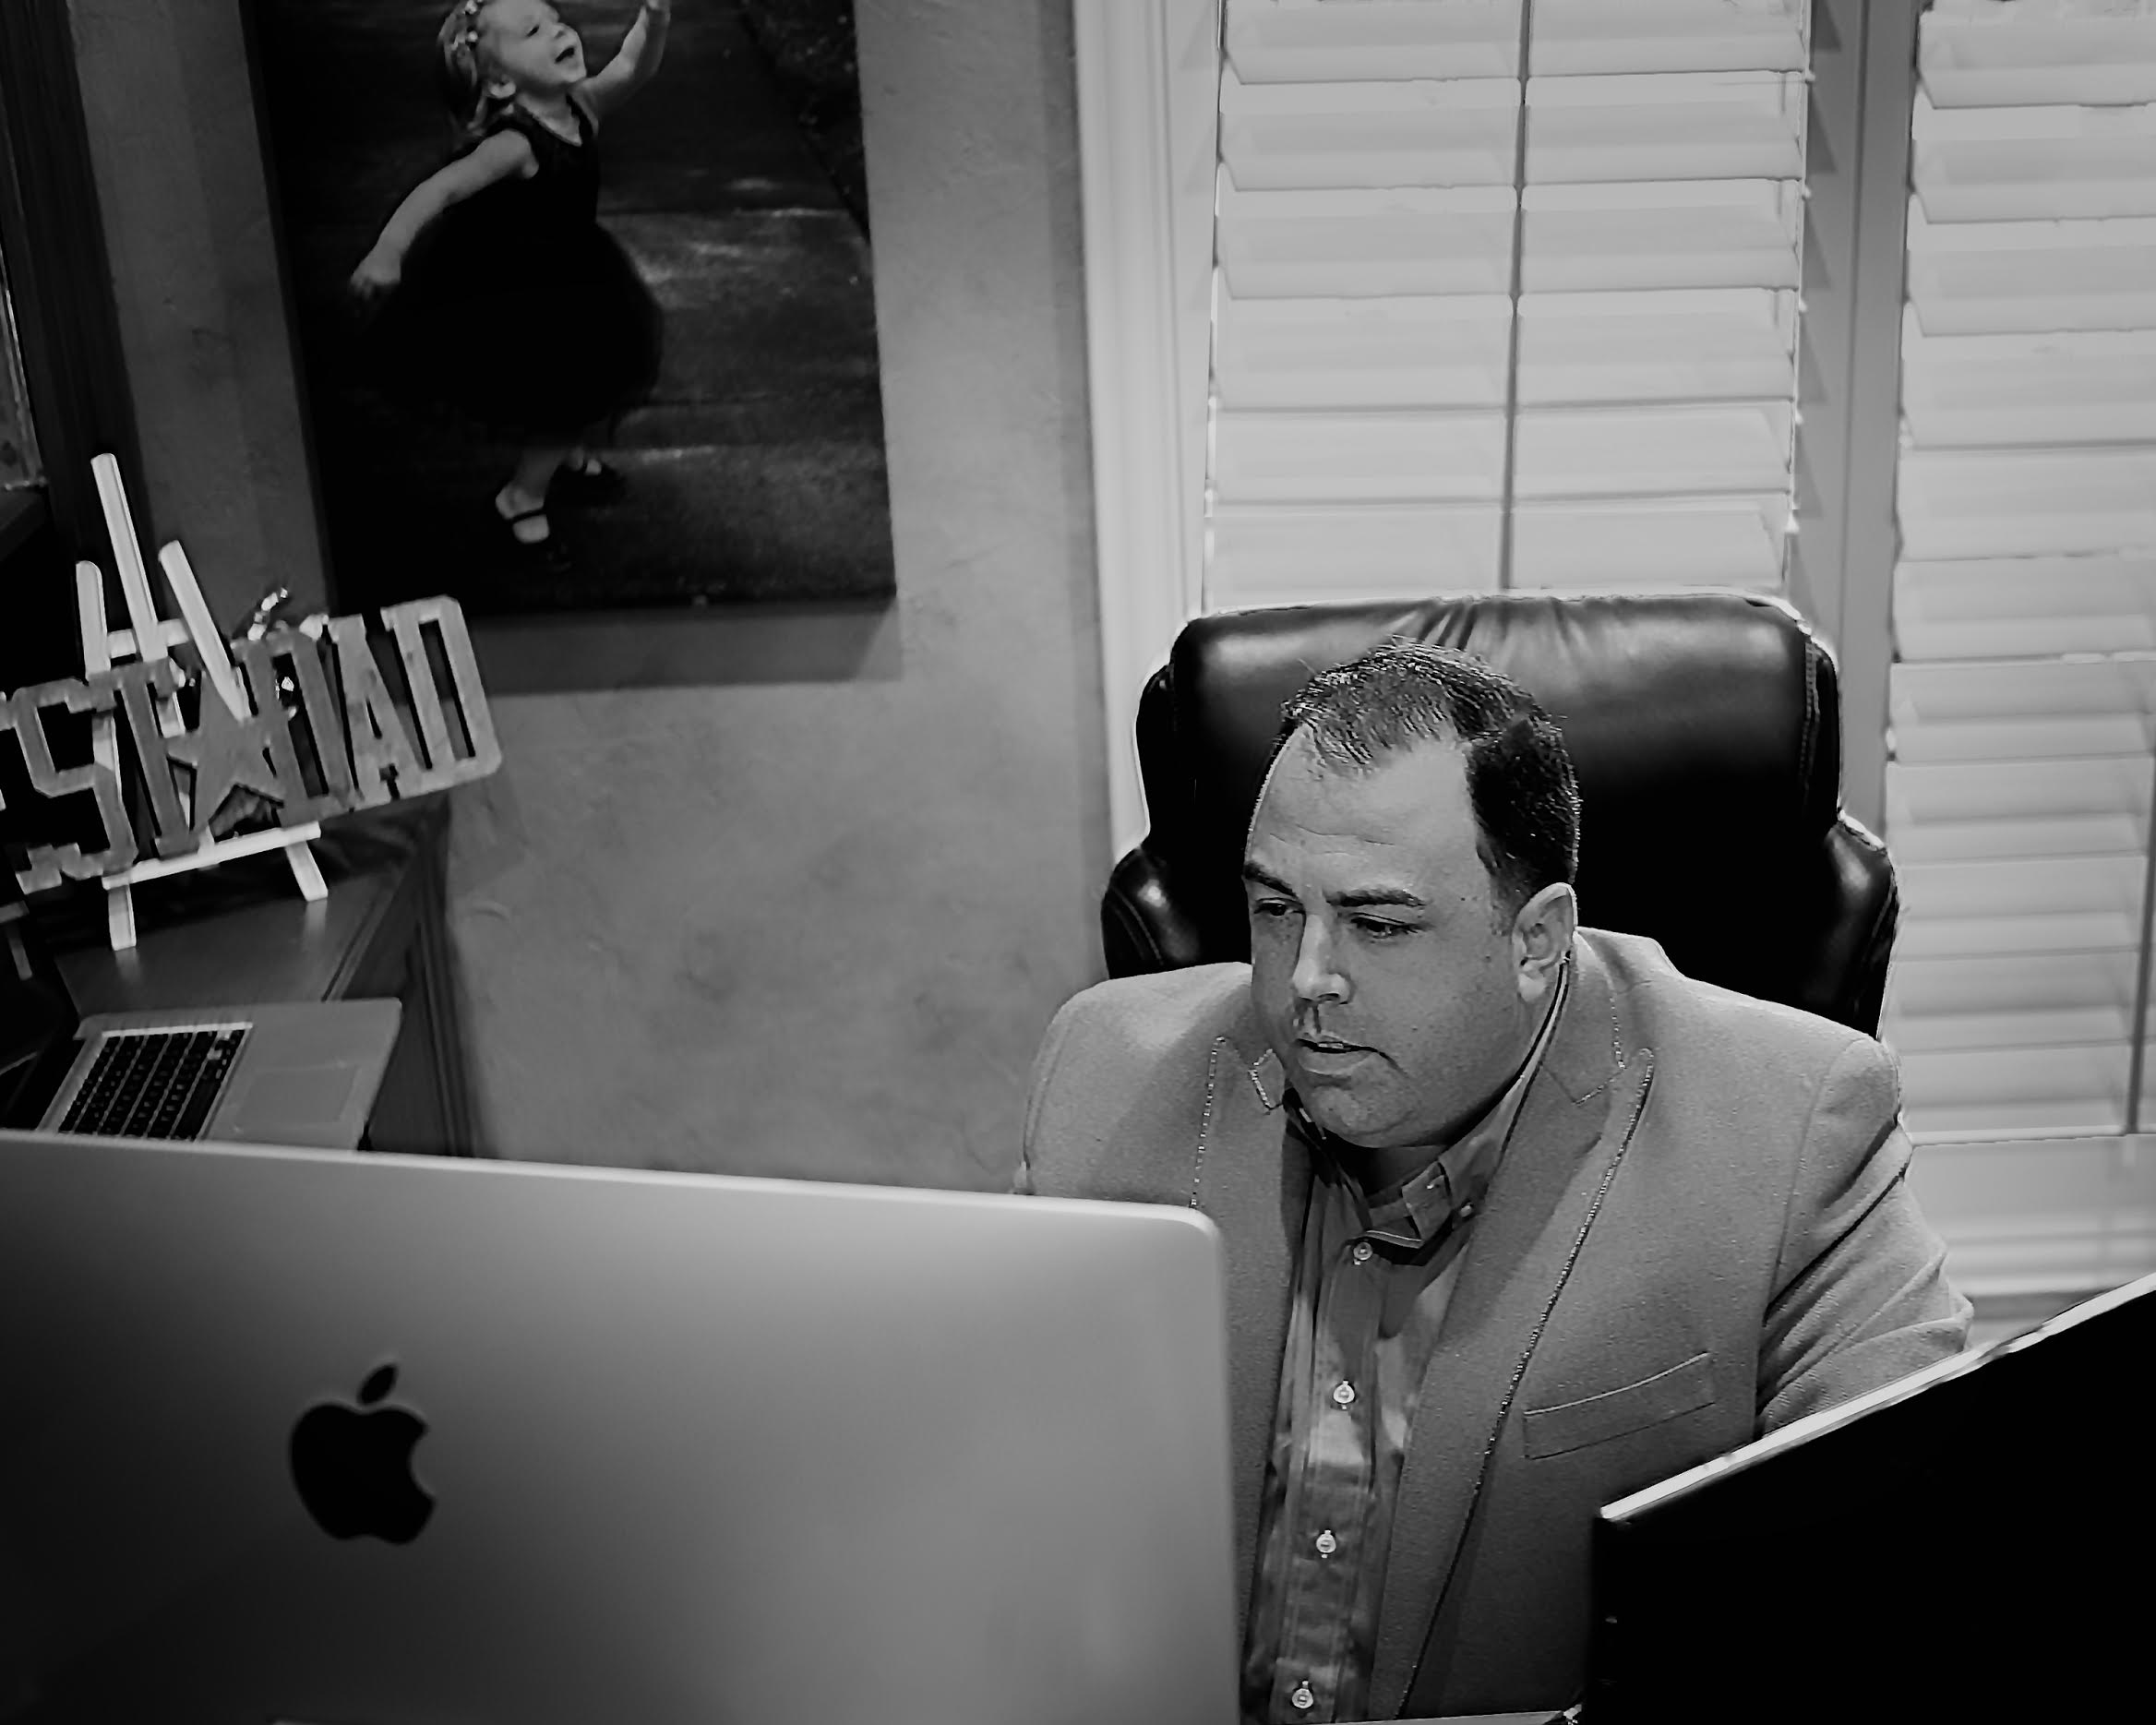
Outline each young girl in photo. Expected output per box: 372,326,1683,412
353,0,670,568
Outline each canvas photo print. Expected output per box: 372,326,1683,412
247,0,894,617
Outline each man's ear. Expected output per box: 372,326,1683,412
1512,882,1578,1006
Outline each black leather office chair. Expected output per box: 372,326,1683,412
1103,591,1897,1036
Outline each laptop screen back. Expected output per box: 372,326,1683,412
1590,1271,2156,1723
0,1132,1240,1725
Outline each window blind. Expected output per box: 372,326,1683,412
1885,0,2156,1141
1207,0,1811,611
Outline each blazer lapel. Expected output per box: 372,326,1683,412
1371,940,1656,1715
1191,1022,1309,1644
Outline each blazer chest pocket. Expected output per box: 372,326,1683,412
1522,1351,1718,1459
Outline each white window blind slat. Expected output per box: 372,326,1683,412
1521,180,1804,293
1900,313,2156,445
1213,412,1505,504
1212,182,1814,297
1905,202,2156,333
1898,715,2152,762
1900,916,2144,963
1527,0,1808,77
1224,0,1811,83
1225,0,1524,86
1526,73,1806,184
1215,295,1513,411
1886,758,2151,862
1896,448,2156,559
1513,402,1795,497
1207,504,1501,609
1216,181,1517,299
1219,69,1518,192
1211,290,1800,411
1897,854,2147,952
1894,1048,2136,1141
1889,657,2156,760
1210,401,1803,509
1507,496,1789,591
1517,289,1798,403
1219,70,1807,190
1891,951,2143,1051
1913,90,2156,222
1893,556,2156,659
1918,3,2156,110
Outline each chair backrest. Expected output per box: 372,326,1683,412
1103,591,1898,1035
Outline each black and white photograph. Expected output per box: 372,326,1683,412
6,0,2156,1720
247,0,893,617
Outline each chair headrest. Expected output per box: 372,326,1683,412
1142,591,1851,1000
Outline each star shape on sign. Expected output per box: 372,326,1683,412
162,685,288,842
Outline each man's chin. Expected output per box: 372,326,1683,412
1295,1082,1378,1144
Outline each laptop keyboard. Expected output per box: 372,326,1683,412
58,1026,247,1140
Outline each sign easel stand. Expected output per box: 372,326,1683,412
78,453,326,951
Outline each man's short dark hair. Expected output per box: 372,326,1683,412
1274,641,1581,918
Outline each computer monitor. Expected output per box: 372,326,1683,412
1589,1270,2156,1723
0,1130,1240,1724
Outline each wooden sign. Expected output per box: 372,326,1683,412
2,595,500,896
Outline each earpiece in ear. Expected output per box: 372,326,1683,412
1511,882,1578,1004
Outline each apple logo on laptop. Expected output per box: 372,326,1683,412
290,1362,435,1543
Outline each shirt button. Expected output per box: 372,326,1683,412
1332,1380,1357,1408
1290,1681,1316,1710
1351,1240,1373,1264
1314,1528,1337,1557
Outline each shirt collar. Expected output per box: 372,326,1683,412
1285,949,1574,1252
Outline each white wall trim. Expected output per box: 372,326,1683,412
1909,1134,2156,1300
1073,0,1220,857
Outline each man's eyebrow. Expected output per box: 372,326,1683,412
1333,887,1426,911
1240,862,1427,913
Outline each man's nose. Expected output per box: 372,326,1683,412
1291,919,1348,1005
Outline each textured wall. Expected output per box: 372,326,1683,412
70,0,1108,1187
67,0,326,626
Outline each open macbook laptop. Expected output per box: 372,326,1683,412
0,1131,1240,1725
0,903,399,1149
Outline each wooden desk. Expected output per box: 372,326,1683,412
45,797,477,1156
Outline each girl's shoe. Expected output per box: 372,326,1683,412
496,499,573,572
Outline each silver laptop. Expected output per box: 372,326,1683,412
0,904,400,1149
0,1132,1240,1725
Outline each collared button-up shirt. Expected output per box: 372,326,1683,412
1240,961,1571,1724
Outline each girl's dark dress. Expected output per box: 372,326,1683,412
371,96,663,437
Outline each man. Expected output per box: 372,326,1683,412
1017,643,1970,1722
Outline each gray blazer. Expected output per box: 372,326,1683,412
1018,928,1970,1718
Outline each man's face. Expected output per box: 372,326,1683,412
1243,732,1539,1151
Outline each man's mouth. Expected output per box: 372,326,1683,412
1297,1035,1371,1057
